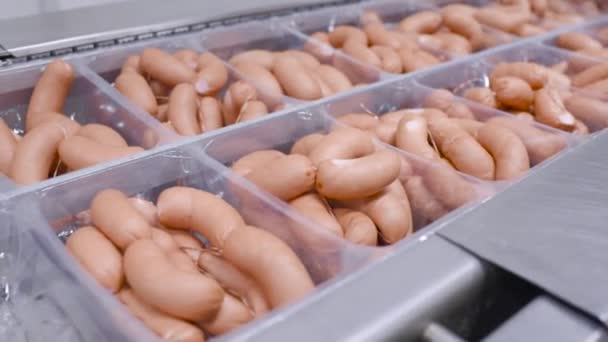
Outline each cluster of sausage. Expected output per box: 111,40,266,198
115,48,273,136
227,47,355,101
471,0,600,37
0,60,143,185
556,28,608,60
231,126,478,245
454,61,608,132
66,187,313,341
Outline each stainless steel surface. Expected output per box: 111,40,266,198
439,131,608,325
0,0,350,58
484,296,607,342
216,236,485,342
422,323,466,342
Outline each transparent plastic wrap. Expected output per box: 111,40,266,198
13,142,375,340
202,105,495,246
415,42,608,133
82,33,292,136
0,59,173,189
200,18,382,100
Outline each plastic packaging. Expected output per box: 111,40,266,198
0,1,605,340
416,42,608,132
0,59,173,190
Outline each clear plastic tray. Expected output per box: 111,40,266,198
8,139,377,340
81,33,293,128
202,105,496,241
200,18,382,98
415,42,608,132
284,0,514,73
322,76,579,174
0,2,605,340
541,17,608,56
0,60,173,191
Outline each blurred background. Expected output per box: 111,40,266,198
1,0,130,20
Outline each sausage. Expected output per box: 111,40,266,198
157,187,314,308
341,40,383,70
314,65,353,93
90,189,152,250
491,76,534,110
399,48,440,72
149,80,171,101
395,114,438,161
222,81,258,125
272,55,321,100
290,192,343,236
114,72,158,116
533,88,576,131
157,187,246,249
424,89,476,120
229,50,276,69
174,49,199,70
328,26,368,47
427,116,495,180
571,62,608,88
124,239,224,322
75,124,128,147
514,24,546,37
433,32,473,56
121,55,143,74
564,95,608,131
232,150,285,176
399,11,442,34
0,118,17,174
476,122,530,180
199,293,253,336
485,116,566,164
347,182,412,243
336,113,378,131
403,176,447,222
282,50,321,70
333,208,377,246
290,133,325,156
66,226,123,292
196,52,229,95
58,135,144,171
118,289,205,342
26,60,74,131
463,87,498,108
374,121,399,145
196,252,269,317
475,6,531,33
361,10,383,25
130,197,159,227
140,48,196,87
303,32,334,63
236,100,268,123
168,83,201,136
442,10,484,49
451,118,484,137
583,78,608,95
308,127,374,165
490,62,548,90
423,163,477,210
556,32,602,51
573,119,590,135
245,154,316,201
364,23,401,49
370,45,403,73
222,225,314,308
10,121,71,184
198,96,223,132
